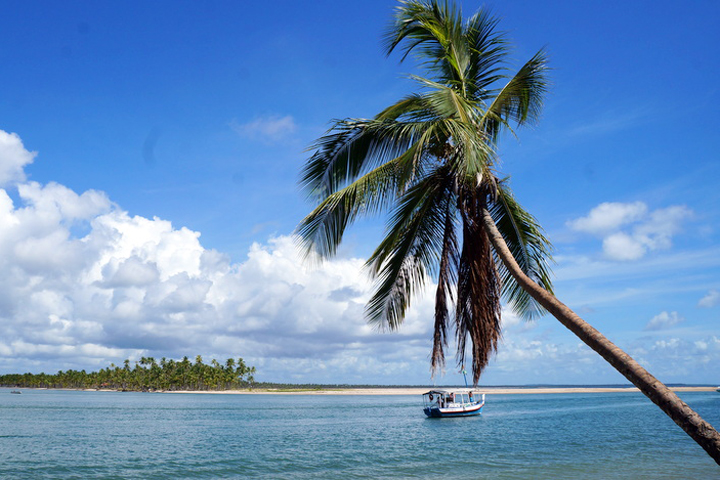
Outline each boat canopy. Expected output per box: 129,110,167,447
423,388,481,395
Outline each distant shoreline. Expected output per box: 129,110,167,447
4,386,716,395
157,386,717,395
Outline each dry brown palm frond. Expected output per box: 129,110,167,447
456,188,502,384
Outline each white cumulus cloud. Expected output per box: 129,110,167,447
0,130,36,186
568,201,647,235
602,232,647,261
644,311,684,331
568,201,692,261
698,290,720,308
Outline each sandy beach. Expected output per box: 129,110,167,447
160,386,716,395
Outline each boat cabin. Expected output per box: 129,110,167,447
423,389,479,408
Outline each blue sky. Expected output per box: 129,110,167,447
1,0,718,385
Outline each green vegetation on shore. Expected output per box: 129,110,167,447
0,356,255,392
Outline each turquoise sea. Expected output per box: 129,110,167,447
1,388,718,479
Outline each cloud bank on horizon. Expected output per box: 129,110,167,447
1,129,718,385
0,129,437,384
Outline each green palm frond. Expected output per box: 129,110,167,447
298,115,491,260
444,120,496,184
489,180,554,320
463,8,509,94
384,1,475,85
375,93,430,121
297,147,420,259
301,115,444,197
481,49,549,140
365,166,455,330
411,75,475,121
300,118,414,199
384,0,458,61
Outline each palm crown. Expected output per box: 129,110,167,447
298,0,553,383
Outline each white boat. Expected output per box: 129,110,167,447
422,388,485,418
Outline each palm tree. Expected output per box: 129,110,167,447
297,0,720,463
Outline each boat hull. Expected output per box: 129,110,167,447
423,402,483,418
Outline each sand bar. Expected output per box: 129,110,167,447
160,386,716,395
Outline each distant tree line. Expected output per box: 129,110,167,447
0,356,255,392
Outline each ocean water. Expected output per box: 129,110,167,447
0,388,718,479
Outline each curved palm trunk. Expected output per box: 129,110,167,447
481,208,720,465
